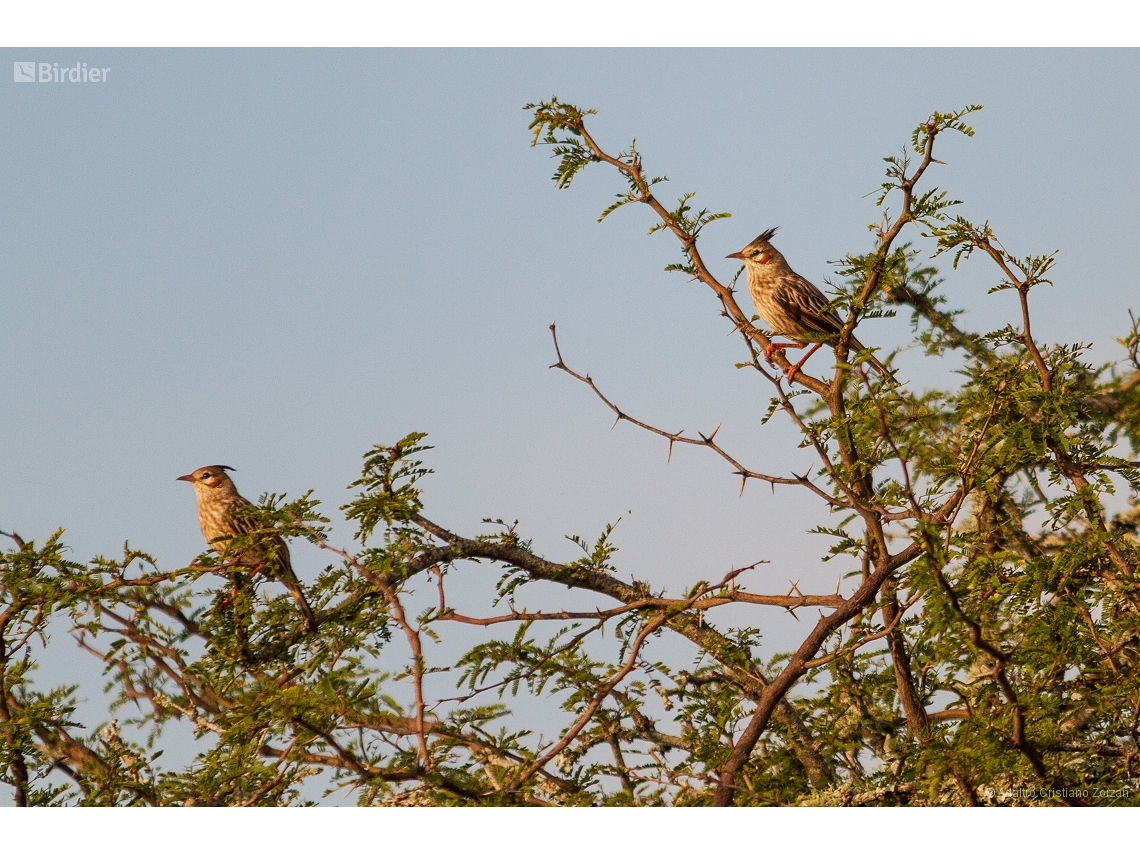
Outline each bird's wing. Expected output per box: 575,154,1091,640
778,276,844,337
222,497,259,534
223,499,299,582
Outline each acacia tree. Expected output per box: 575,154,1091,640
3,100,1140,806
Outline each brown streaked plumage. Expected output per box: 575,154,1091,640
727,228,896,384
177,465,316,631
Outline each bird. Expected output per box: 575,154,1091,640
727,228,896,384
177,465,317,632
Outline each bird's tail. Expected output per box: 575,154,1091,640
866,354,900,386
847,336,900,387
283,579,317,633
262,537,318,633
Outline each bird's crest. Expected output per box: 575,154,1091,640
754,227,778,244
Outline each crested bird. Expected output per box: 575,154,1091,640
178,465,316,632
727,228,896,384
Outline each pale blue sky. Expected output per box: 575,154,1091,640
2,49,1139,736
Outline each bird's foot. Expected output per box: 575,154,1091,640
763,342,789,365
785,343,824,385
762,340,806,366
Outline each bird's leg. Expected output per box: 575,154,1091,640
785,342,824,383
221,572,254,662
762,340,804,365
219,572,241,608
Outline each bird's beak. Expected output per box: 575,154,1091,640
726,251,744,260
176,474,194,482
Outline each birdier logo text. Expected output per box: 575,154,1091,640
14,62,110,83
